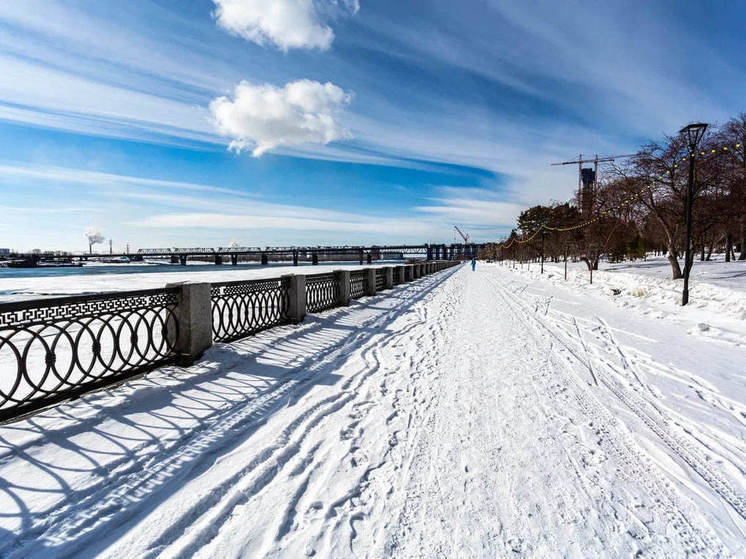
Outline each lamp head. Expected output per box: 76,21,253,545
679,122,708,149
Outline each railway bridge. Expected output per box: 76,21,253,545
4,243,483,267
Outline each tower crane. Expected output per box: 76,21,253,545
454,225,470,243
551,153,635,211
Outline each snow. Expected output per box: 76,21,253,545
0,263,743,557
0,262,392,303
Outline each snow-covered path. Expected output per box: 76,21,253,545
0,265,743,557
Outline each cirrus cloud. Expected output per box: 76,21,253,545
210,79,353,156
212,0,359,51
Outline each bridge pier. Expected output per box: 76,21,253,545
358,249,364,265
312,253,318,265
426,246,433,261
366,252,372,265
170,255,179,264
293,250,298,266
179,255,188,266
214,254,223,265
231,254,238,266
261,253,268,265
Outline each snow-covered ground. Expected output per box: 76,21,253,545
0,263,743,557
605,253,746,292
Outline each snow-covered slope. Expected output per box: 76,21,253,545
0,265,742,557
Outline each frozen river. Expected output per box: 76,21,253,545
0,261,401,303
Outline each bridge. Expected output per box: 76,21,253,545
3,243,483,267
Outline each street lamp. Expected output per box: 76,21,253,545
540,228,548,274
679,122,708,306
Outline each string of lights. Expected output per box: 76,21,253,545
496,142,742,250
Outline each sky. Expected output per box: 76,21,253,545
0,0,744,252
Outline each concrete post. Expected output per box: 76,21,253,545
167,282,213,365
395,265,404,284
366,268,377,296
384,266,393,289
336,270,351,306
261,253,268,265
283,274,306,323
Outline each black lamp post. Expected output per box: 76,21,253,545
540,229,548,274
679,122,708,306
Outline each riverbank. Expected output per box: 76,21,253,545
0,262,399,303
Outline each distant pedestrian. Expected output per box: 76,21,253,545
471,257,476,271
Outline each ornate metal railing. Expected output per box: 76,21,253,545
375,269,385,291
306,273,340,313
350,270,367,299
394,267,405,285
211,278,290,343
0,288,180,421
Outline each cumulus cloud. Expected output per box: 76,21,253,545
210,79,352,156
212,0,359,51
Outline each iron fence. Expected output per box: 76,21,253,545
0,261,460,422
350,270,367,299
0,288,180,421
393,267,404,285
375,269,385,291
211,278,290,343
306,273,341,313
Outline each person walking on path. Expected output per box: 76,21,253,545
471,257,476,271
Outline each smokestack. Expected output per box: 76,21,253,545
84,227,105,254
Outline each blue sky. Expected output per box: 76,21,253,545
0,0,744,252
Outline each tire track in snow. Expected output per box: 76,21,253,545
490,274,726,556
313,275,463,557
7,270,459,559
160,270,462,558
514,283,746,523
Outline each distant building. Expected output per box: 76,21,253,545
0,248,10,255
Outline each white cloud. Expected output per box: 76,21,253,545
212,0,359,51
210,79,352,156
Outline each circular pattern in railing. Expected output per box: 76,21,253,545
211,278,291,343
0,290,179,418
306,273,341,313
350,271,367,299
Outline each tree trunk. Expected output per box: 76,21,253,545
725,232,732,262
739,221,746,260
700,244,705,261
667,248,682,279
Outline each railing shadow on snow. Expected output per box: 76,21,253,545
0,266,460,556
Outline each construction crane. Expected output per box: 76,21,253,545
454,225,470,243
551,153,636,211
